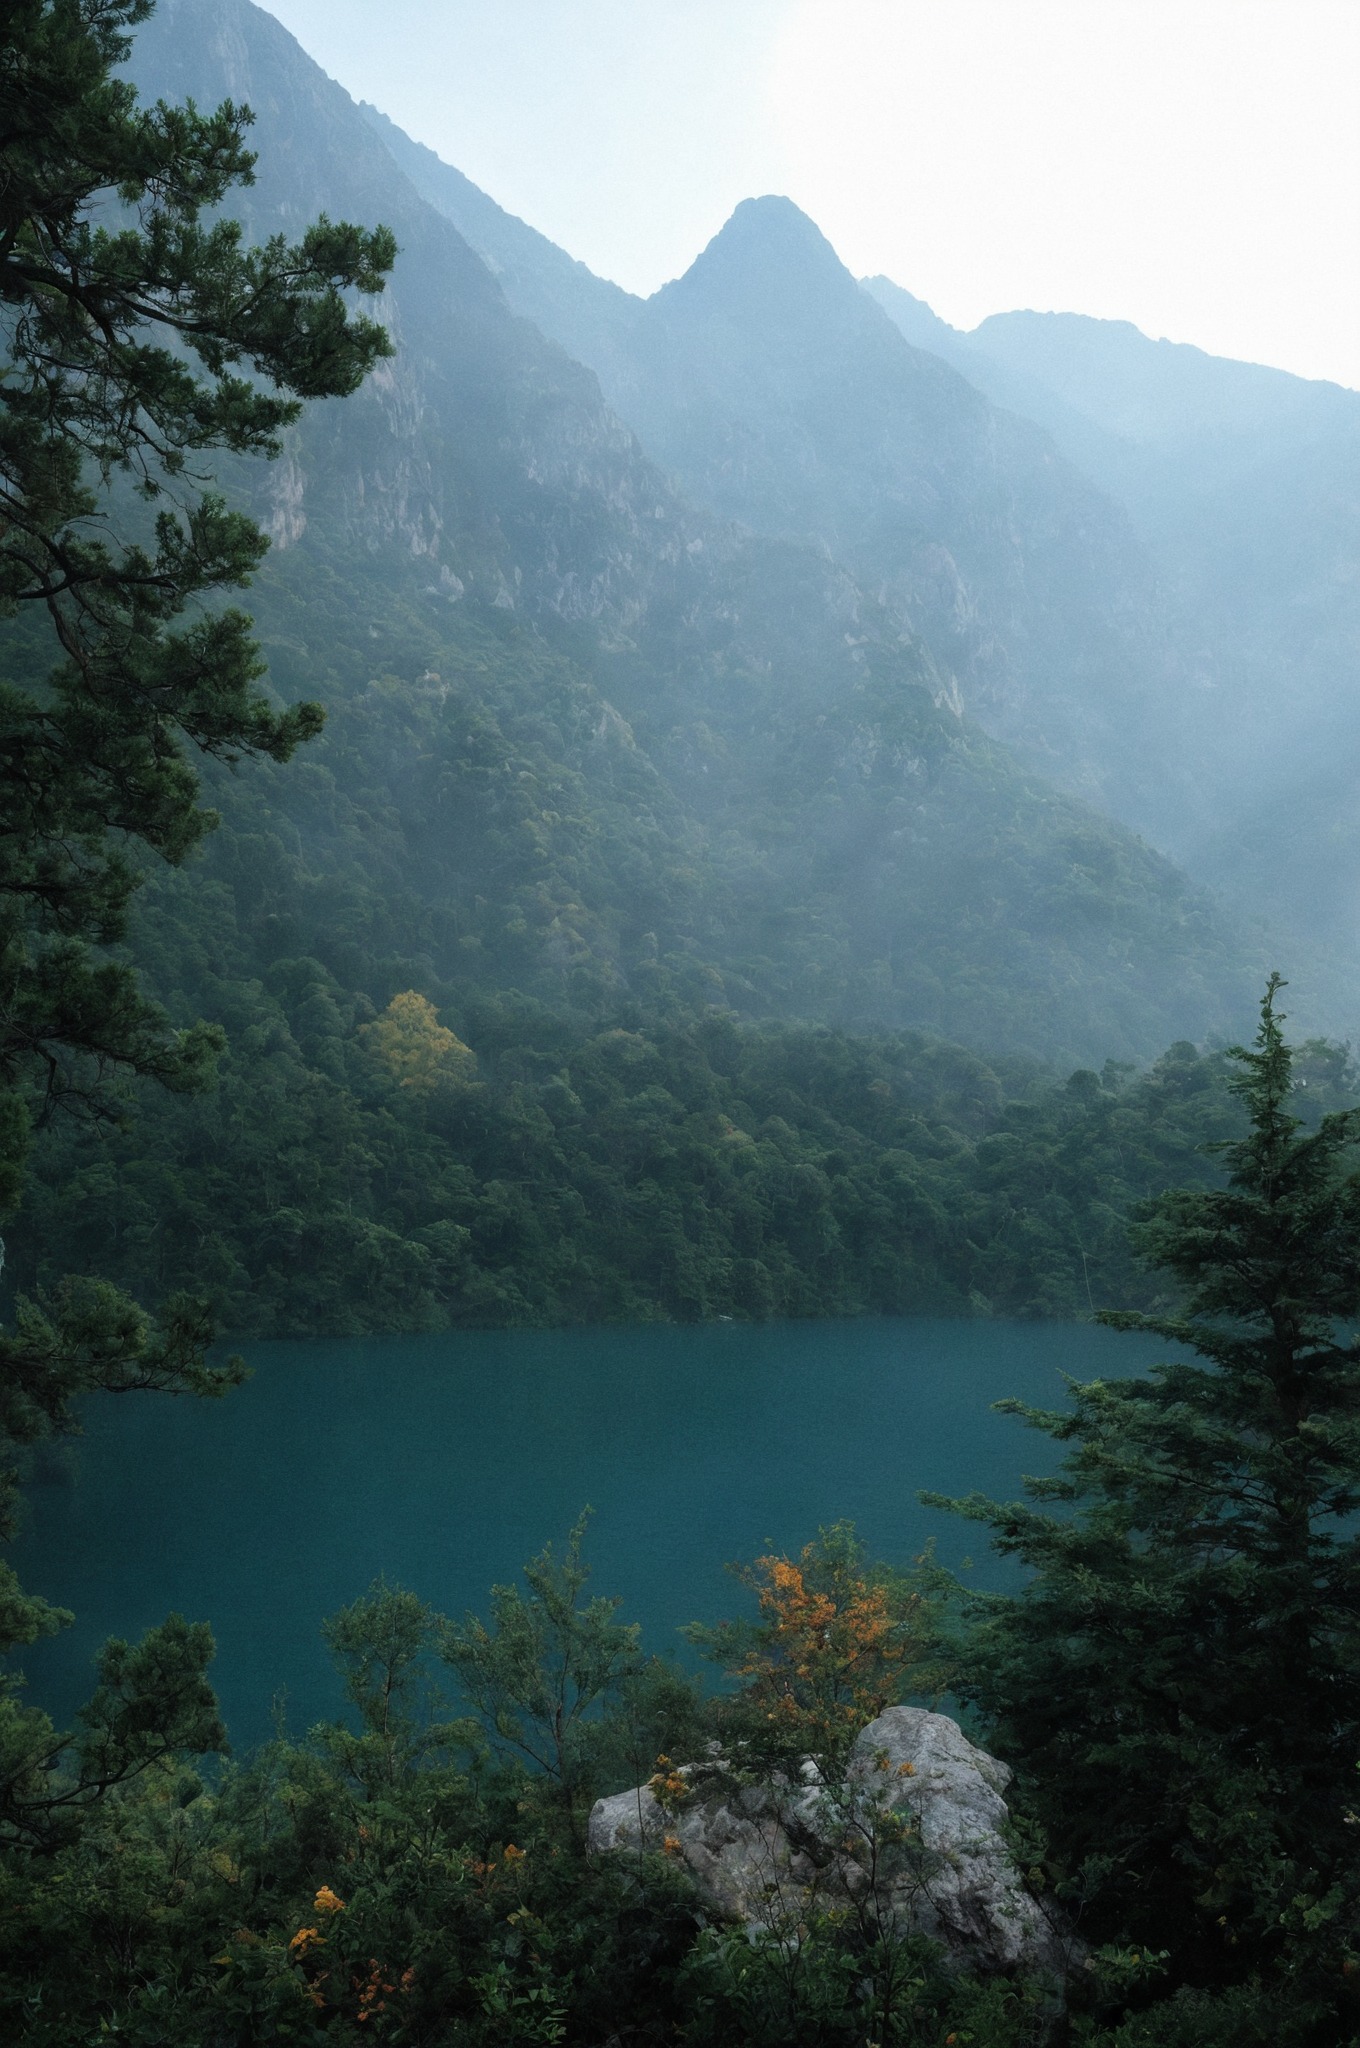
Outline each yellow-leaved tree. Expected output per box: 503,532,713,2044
361,992,476,1093
688,1523,947,1770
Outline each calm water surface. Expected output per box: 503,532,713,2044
15,1317,1164,1752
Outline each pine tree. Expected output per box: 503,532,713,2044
0,0,394,1838
1,0,394,1135
936,977,1360,2000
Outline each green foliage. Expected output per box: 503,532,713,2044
0,0,393,1855
3,1512,1353,2042
0,518,1293,1344
936,979,1360,2023
1,0,394,1132
1077,1978,1356,2048
678,1921,1049,2048
574,1654,711,1800
0,1535,1049,2046
11,900,1306,1338
317,1581,476,1802
0,1611,224,1849
0,1280,243,1546
441,1512,644,1810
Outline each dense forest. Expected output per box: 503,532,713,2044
18,876,1358,1336
4,538,1287,1337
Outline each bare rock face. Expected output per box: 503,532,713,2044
587,1706,1074,1980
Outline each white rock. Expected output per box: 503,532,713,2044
587,1707,1074,1981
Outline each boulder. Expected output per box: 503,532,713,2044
587,1706,1074,1979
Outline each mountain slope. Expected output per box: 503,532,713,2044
356,107,1359,1010
617,195,1171,736
866,283,1360,958
0,0,1302,1345
112,0,1263,1067
132,0,711,641
377,140,1200,844
860,276,1132,489
358,98,642,401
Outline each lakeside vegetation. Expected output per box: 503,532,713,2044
7,993,1360,2047
12,963,1358,1336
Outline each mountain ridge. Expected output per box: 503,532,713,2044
362,104,1357,984
363,128,1223,860
864,286,1360,955
110,0,1271,1068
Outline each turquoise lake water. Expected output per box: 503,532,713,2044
14,1317,1166,1753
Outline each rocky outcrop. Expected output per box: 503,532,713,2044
588,1707,1074,1981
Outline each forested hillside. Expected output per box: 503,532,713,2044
0,0,1289,1343
7,536,1283,1337
120,0,1256,1064
368,89,1360,1030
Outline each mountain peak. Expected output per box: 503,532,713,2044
651,195,860,326
710,194,841,257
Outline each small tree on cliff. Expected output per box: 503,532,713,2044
936,977,1360,1998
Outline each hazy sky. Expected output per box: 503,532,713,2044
261,0,1360,389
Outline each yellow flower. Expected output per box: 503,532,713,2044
502,1842,526,1863
289,1926,323,1955
314,1885,346,1915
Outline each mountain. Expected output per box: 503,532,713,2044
118,0,1260,1069
866,284,1360,955
860,277,1131,486
377,139,1198,842
130,0,701,641
609,198,1191,819
967,311,1354,469
358,99,641,402
365,103,1360,1029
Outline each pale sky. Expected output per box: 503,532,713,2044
260,0,1360,390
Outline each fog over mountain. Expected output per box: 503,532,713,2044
366,110,1192,837
365,97,1358,1025
104,0,1284,1071
864,287,1360,953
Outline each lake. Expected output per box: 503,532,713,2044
13,1316,1166,1753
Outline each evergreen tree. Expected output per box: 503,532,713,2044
0,0,394,1836
441,1512,644,1823
1,0,393,1138
937,977,1360,2007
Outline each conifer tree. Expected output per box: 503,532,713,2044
441,1513,643,1821
0,0,394,1836
937,976,1360,1996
